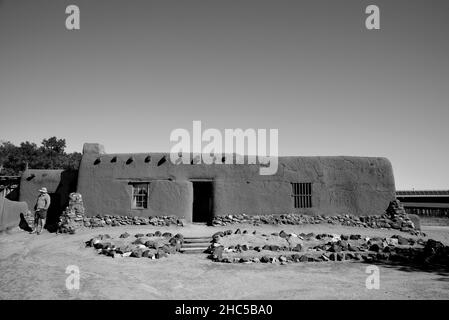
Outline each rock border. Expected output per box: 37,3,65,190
83,215,184,229
213,201,422,236
85,232,185,259
207,229,448,267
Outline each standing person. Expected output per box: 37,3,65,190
31,187,51,234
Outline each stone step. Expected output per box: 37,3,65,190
183,238,212,244
183,236,212,239
183,241,212,245
182,242,211,248
180,235,212,254
180,247,208,254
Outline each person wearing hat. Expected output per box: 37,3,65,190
31,187,51,234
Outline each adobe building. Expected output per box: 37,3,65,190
16,143,396,225
0,190,28,232
18,169,78,227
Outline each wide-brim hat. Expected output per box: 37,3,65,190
39,187,48,193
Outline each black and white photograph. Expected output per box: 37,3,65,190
0,0,448,309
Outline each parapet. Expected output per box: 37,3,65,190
82,143,105,155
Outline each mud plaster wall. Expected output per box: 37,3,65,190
0,195,28,231
19,169,78,214
76,144,396,220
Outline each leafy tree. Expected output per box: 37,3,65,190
0,141,21,175
0,137,81,175
42,137,66,154
60,152,82,171
40,137,67,169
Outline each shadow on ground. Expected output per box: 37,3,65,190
361,259,449,283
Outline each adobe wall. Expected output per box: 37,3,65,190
280,156,396,216
77,143,396,220
0,194,29,231
19,169,78,214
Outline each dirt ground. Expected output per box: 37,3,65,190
0,223,448,300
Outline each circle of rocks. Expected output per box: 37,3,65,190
207,229,449,266
85,232,185,259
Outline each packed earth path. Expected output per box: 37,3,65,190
0,223,448,299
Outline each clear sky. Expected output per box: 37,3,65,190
0,0,448,190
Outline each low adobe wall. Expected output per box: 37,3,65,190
19,169,78,217
0,194,29,231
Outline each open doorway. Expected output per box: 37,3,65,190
45,193,62,232
192,180,214,224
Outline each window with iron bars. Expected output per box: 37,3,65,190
131,183,149,209
291,183,312,208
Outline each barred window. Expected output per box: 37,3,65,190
132,183,149,209
292,183,312,208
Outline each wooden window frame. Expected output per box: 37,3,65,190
131,182,149,209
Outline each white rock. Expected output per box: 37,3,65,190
386,238,399,246
331,234,341,242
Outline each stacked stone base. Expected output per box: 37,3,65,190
58,192,86,234
23,210,35,229
83,215,184,228
212,200,422,236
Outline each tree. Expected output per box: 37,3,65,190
40,137,67,169
60,152,82,171
0,141,21,175
0,137,81,175
41,137,66,154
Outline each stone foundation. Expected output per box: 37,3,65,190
82,215,184,228
212,200,421,236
